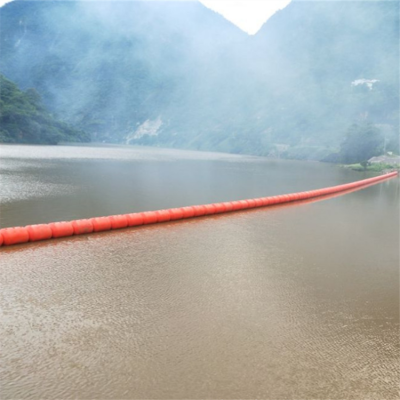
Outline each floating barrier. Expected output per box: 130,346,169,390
0,171,397,247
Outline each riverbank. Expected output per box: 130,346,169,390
343,162,400,173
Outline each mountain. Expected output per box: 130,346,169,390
0,0,249,147
0,74,89,144
248,1,399,158
0,0,398,158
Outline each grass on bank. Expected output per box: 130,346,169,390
343,162,400,172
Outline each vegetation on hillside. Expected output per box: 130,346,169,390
344,163,400,173
0,74,89,144
323,123,385,164
339,123,384,164
0,1,398,158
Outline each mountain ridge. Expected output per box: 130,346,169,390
0,0,398,158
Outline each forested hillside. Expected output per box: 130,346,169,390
0,74,89,144
0,0,398,158
242,1,399,159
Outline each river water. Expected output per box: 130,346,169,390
0,144,398,399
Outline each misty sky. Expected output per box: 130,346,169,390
0,0,291,34
199,0,291,34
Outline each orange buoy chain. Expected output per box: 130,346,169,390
0,171,397,247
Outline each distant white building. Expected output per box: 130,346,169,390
351,79,379,90
368,155,400,165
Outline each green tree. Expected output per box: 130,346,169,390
339,123,384,164
25,88,42,107
0,74,90,144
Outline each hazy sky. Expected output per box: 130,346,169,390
199,0,291,34
0,0,291,34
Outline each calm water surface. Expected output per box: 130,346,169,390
0,144,399,399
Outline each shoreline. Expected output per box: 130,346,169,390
343,162,400,174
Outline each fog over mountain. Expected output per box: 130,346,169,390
0,0,398,160
0,73,89,143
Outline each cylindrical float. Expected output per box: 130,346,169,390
141,211,158,225
169,208,184,220
181,207,195,218
0,171,397,247
91,217,112,232
26,224,52,242
72,219,93,235
110,215,128,229
49,221,74,238
127,213,144,227
155,210,171,223
1,227,30,246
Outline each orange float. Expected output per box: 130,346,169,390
213,203,226,213
203,204,216,215
192,205,207,217
91,217,112,232
110,215,128,229
0,171,397,247
127,213,144,227
72,219,93,235
1,227,30,246
141,211,158,225
155,210,171,223
49,221,74,238
169,208,184,220
26,224,52,242
223,202,234,212
181,206,195,218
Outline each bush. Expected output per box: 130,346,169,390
338,123,384,164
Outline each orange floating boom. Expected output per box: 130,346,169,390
0,171,397,247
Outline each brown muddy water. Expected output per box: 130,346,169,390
0,144,399,399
